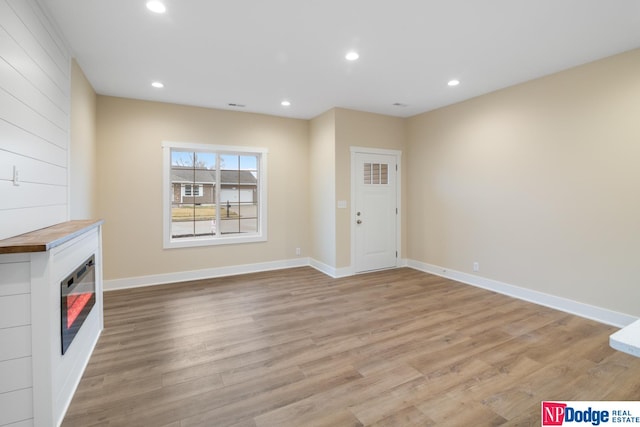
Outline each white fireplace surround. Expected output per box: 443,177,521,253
0,221,103,427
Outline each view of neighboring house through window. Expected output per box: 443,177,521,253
162,142,267,248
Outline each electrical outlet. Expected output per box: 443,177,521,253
295,248,301,256
473,262,479,272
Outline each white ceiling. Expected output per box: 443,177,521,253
41,0,640,119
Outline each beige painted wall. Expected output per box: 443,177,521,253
407,48,640,317
309,109,336,266
96,96,309,280
334,108,407,268
89,48,640,318
70,59,97,219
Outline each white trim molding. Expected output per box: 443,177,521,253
309,258,353,279
610,319,640,358
104,256,637,330
407,259,637,328
104,258,309,291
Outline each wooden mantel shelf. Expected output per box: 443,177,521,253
0,219,104,254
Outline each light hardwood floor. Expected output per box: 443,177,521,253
62,267,640,426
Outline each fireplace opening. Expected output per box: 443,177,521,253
61,255,96,355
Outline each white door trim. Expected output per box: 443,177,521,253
350,146,402,273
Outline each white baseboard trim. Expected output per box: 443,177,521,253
310,259,408,278
104,257,310,291
309,258,353,278
104,257,636,328
407,260,636,328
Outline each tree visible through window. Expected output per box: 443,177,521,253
163,142,267,248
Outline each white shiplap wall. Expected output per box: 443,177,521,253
0,0,70,241
0,254,33,427
0,1,70,425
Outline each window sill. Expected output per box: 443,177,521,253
163,233,267,249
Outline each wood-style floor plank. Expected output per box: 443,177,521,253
62,267,640,426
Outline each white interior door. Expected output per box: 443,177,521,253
353,151,398,273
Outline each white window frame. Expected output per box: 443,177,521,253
162,141,268,249
182,184,203,198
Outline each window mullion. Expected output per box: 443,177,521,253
192,156,196,237
215,154,221,237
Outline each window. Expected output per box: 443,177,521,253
162,141,267,248
182,184,202,198
364,162,388,185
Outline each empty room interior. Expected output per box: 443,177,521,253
1,0,640,426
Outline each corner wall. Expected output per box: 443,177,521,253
406,48,640,318
70,59,97,219
334,108,406,269
309,109,336,269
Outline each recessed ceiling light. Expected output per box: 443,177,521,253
146,1,166,14
281,100,291,107
345,51,359,61
448,79,460,87
151,81,164,88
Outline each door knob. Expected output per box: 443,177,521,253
356,219,362,224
